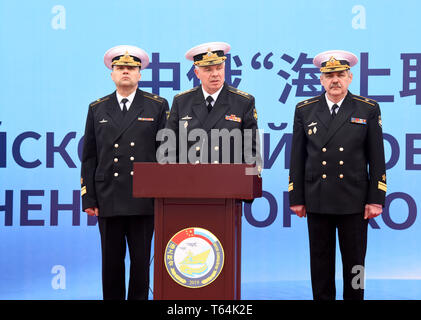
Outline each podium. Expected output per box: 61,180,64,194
133,163,262,300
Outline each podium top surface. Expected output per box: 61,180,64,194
133,163,262,199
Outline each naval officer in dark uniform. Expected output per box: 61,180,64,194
161,42,260,168
288,50,386,300
81,45,169,300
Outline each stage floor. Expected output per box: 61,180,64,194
240,279,421,300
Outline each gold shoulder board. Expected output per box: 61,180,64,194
175,86,199,98
90,96,110,107
296,98,319,109
352,95,377,106
144,92,165,103
228,86,252,100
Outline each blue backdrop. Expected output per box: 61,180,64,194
1,0,421,299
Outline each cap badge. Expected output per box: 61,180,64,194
194,48,226,66
326,56,341,68
320,55,350,73
111,51,142,67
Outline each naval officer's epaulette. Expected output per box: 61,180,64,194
174,86,199,98
296,97,319,109
143,91,165,103
352,94,377,106
90,95,111,107
227,86,252,100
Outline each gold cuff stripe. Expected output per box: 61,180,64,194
288,182,293,192
378,181,387,192
81,186,87,196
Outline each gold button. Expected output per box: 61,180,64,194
339,160,344,165
114,172,119,177
196,146,200,151
114,143,119,148
130,156,134,161
130,142,135,147
130,171,133,176
322,148,327,152
339,174,344,179
339,147,344,151
322,174,327,179
114,158,118,163
322,161,327,166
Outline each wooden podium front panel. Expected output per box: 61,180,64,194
133,163,262,200
154,198,242,300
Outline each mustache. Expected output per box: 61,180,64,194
330,84,342,88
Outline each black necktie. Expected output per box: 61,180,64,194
331,104,339,119
121,98,129,117
206,96,214,113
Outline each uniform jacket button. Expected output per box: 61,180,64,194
130,142,135,147
114,158,118,163
322,147,327,152
322,174,327,179
114,143,119,148
114,172,119,177
130,156,134,161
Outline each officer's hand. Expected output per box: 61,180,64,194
290,205,306,218
85,207,99,216
364,204,382,219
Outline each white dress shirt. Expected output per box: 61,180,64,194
201,85,223,108
324,93,346,115
116,90,137,111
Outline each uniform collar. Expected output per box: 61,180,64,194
324,92,346,112
116,89,137,105
201,84,224,104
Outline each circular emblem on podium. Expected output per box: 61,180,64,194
164,227,224,288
